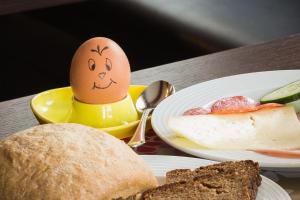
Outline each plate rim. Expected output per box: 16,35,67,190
151,69,300,169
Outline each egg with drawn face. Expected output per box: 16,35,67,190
70,37,131,104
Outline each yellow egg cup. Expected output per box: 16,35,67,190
31,85,147,139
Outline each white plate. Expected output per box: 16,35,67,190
151,70,300,169
141,155,291,200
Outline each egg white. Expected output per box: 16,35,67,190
168,106,300,150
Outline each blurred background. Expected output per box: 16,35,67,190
1,0,300,101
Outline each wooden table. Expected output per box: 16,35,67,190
1,34,300,199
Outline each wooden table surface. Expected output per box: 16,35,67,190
1,34,300,199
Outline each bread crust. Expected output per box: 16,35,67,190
0,123,158,200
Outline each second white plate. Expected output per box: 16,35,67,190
141,155,291,200
151,70,300,169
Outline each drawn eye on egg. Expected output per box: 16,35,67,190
105,58,112,71
88,58,96,71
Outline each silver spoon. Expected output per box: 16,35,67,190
127,80,175,148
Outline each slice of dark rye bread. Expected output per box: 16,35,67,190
117,160,261,200
166,160,261,200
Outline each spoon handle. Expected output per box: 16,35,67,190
127,108,152,148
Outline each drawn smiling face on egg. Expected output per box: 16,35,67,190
70,37,131,104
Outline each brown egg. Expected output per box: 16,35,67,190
70,37,131,104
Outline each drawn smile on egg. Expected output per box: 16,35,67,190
92,78,117,90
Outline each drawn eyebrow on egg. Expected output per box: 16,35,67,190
91,45,109,56
100,46,109,54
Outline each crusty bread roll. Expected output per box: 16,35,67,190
0,123,158,200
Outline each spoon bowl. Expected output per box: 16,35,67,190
128,80,175,148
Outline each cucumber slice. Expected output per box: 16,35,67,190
260,80,300,104
286,99,300,113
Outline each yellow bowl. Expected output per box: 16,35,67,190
31,85,147,139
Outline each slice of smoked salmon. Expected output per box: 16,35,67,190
183,107,210,115
183,97,283,115
257,103,283,110
211,96,258,114
254,149,300,158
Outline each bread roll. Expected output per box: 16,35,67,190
0,123,157,200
